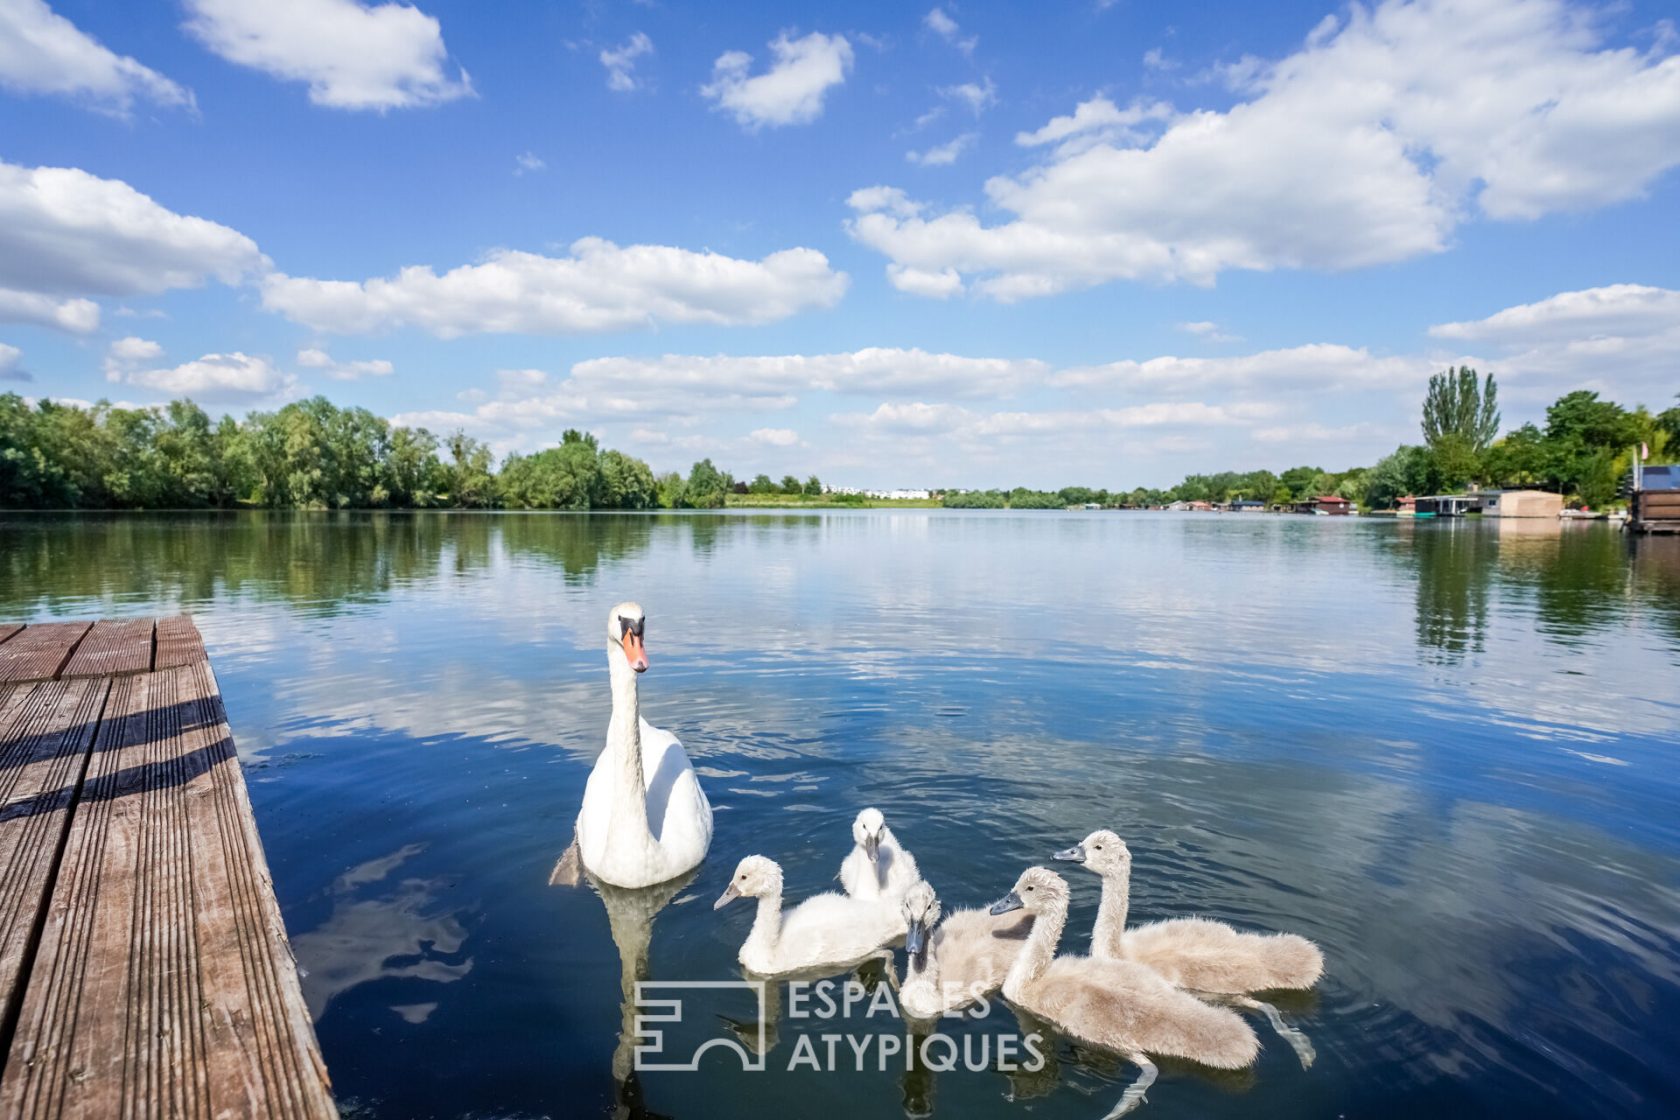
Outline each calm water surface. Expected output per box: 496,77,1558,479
2,511,1678,1119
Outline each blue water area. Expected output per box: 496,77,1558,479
2,510,1677,1118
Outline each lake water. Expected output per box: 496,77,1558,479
2,510,1677,1119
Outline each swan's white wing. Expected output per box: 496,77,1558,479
638,716,712,862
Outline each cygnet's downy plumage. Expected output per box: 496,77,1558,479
715,855,904,977
897,879,1033,1022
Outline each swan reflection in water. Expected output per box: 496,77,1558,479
552,851,697,1120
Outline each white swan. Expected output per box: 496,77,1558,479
990,867,1259,1118
898,879,1032,1022
1055,829,1321,1067
838,807,921,904
714,855,904,976
575,602,712,888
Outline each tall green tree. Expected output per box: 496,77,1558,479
1422,366,1501,453
445,431,497,508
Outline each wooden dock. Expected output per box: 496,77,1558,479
0,617,336,1118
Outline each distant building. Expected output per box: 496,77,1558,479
1293,495,1352,515
1475,489,1564,519
1631,464,1680,534
1223,499,1266,512
1416,495,1478,517
824,486,933,500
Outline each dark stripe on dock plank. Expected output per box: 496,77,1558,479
153,615,207,670
60,619,155,680
0,679,107,1053
1,663,336,1118
0,624,92,686
0,626,20,648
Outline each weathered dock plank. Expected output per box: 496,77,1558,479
0,624,92,686
59,618,154,680
153,615,207,670
0,625,20,647
0,679,107,1046
0,628,337,1119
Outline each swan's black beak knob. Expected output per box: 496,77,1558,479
989,890,1024,916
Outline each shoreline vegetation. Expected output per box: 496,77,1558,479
3,374,1674,513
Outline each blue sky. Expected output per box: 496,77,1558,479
2,0,1678,488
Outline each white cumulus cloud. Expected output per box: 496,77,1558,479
261,238,848,336
600,31,652,92
907,133,975,166
0,0,194,115
0,341,26,381
1428,283,1680,405
924,8,976,55
0,160,265,304
182,0,472,111
297,346,393,380
749,427,800,447
851,0,1680,298
0,288,100,333
116,350,295,400
940,78,995,115
701,31,852,130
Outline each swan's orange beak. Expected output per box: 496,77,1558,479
621,631,648,673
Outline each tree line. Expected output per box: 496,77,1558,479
4,376,1675,511
0,393,826,511
944,375,1679,511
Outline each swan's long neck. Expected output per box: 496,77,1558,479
1003,899,1065,998
875,827,899,890
607,643,649,839
1092,863,1131,957
742,892,782,966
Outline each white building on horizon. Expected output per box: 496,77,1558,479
824,485,934,501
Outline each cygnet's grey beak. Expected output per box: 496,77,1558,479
1053,845,1086,864
904,918,927,959
713,883,740,910
989,890,1024,916
865,832,881,863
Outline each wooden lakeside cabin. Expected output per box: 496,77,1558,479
1629,464,1680,534
0,617,337,1118
1292,495,1353,515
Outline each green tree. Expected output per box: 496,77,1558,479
445,431,497,508
802,474,823,497
1422,366,1501,455
655,470,686,509
749,472,776,494
1483,423,1551,489
779,474,802,495
682,458,732,508
1545,390,1638,502
1362,445,1440,509
599,449,657,509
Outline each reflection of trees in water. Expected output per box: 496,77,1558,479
0,510,658,615
1494,526,1623,643
1409,524,1497,664
496,513,654,585
1405,522,1680,656
0,512,457,614
1627,536,1680,644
